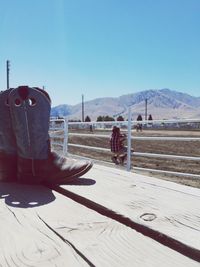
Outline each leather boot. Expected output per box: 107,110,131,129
0,89,17,181
9,86,92,184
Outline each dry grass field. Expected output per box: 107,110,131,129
51,127,200,189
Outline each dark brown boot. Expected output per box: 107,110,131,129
9,86,93,184
0,89,17,182
17,152,92,184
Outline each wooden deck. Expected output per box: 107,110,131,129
0,164,200,266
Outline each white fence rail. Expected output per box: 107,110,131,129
67,133,200,142
49,114,200,179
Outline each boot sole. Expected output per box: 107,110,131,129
51,162,93,185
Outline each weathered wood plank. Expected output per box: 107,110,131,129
0,181,199,266
37,193,200,266
59,164,200,253
0,182,88,267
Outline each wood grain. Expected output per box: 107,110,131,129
0,182,199,266
59,164,200,253
32,188,200,266
0,183,88,267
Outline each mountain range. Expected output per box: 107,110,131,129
51,88,200,120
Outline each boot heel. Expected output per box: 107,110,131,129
0,152,17,182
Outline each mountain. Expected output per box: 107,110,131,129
50,104,72,117
51,89,200,120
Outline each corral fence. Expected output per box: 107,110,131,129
49,111,200,179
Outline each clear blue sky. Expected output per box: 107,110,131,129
1,0,200,106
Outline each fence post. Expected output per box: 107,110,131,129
126,107,132,171
63,117,68,155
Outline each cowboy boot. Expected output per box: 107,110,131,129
0,89,17,181
9,86,93,184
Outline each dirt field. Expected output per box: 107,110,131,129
52,128,200,188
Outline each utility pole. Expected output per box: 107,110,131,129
82,94,84,122
145,98,147,121
6,60,10,89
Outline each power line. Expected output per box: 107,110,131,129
6,60,10,89
82,94,84,122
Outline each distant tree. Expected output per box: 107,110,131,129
104,115,115,121
97,115,115,121
148,114,153,120
97,116,103,122
137,114,143,121
68,119,81,122
117,115,124,121
85,115,91,122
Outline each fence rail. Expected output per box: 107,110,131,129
49,114,200,179
67,133,200,141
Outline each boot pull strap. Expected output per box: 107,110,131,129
18,86,29,100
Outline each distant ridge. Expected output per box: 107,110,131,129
51,89,200,120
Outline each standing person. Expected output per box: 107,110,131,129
110,126,127,165
136,114,143,132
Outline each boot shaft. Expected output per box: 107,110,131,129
0,89,17,154
9,86,51,160
0,89,17,181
